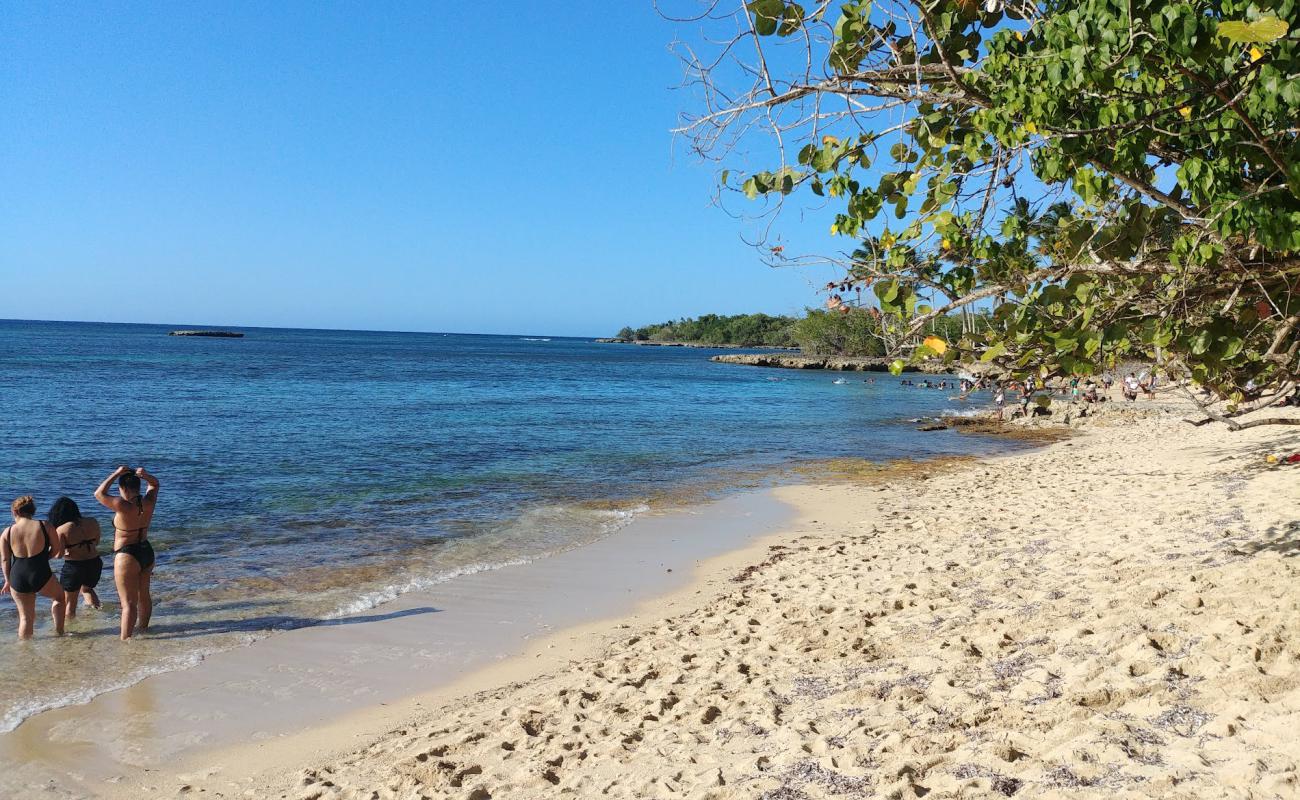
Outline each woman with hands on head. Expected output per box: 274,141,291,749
94,466,159,641
1,495,66,639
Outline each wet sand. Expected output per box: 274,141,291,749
0,491,796,798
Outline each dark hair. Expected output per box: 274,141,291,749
10,496,35,518
118,473,145,512
48,496,82,528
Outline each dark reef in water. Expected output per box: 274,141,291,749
169,330,244,338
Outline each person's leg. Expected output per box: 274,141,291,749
115,554,141,640
64,588,79,619
13,591,35,640
39,578,65,635
83,587,101,609
137,569,153,631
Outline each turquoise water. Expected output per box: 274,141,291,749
0,319,1007,729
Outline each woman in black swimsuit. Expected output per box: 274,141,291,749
49,496,103,617
94,466,159,641
1,496,67,639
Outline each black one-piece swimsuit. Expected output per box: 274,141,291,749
9,523,53,594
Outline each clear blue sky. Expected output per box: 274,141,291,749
0,2,840,336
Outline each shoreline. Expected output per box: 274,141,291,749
0,490,802,797
202,403,1298,797
6,400,1298,798
710,352,953,372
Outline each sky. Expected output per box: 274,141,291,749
0,2,843,336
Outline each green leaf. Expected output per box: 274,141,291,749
888,359,905,376
747,0,783,36
980,342,1007,362
778,3,805,36
1216,16,1288,43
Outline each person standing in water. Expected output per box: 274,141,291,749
94,466,159,640
49,496,103,617
1,496,67,639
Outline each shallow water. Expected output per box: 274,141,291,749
0,319,1007,729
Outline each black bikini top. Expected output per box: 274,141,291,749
65,523,97,552
115,525,148,544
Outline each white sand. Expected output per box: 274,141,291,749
159,401,1300,798
22,399,1300,798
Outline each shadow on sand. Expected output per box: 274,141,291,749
73,605,440,640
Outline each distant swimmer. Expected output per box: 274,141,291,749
1,495,66,639
832,378,848,384
95,466,159,641
50,496,103,617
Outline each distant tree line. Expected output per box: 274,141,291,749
615,309,978,355
617,313,797,347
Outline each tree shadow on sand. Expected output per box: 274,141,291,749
1239,521,1300,558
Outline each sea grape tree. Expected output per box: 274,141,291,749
668,0,1299,416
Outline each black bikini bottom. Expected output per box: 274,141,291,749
60,557,104,591
115,541,155,572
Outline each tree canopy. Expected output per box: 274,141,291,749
672,0,1299,416
617,313,799,346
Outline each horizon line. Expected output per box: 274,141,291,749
0,317,608,340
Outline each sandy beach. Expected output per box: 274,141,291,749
32,396,1282,799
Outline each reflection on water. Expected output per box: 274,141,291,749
0,320,1021,730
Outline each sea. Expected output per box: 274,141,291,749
0,319,1012,731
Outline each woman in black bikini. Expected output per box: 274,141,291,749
1,496,67,639
94,466,159,640
49,496,103,617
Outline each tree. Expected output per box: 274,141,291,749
669,0,1299,422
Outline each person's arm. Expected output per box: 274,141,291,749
94,466,131,511
136,467,160,504
55,524,71,558
46,522,64,561
1,528,11,595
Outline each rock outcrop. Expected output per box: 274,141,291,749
709,353,950,373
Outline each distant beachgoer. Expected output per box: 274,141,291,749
1123,373,1139,401
1141,372,1158,398
994,385,1006,420
49,496,103,617
1,496,66,639
95,466,159,640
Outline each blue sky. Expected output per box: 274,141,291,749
0,2,842,336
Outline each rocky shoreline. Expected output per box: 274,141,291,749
709,352,951,373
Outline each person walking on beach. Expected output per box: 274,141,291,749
95,466,159,640
994,384,1006,420
49,496,103,617
1,496,66,639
